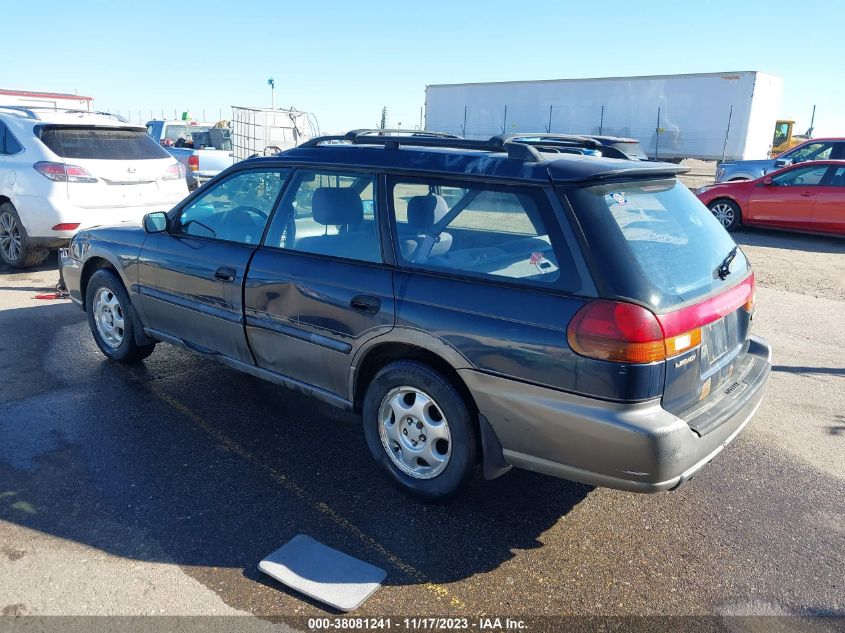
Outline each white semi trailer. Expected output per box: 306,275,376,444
425,71,783,161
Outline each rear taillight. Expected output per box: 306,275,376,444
568,273,755,364
52,223,81,231
187,155,199,172
567,300,696,363
33,161,97,183
163,162,186,180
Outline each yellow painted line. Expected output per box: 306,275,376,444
131,373,469,611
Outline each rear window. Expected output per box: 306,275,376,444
39,126,170,160
610,141,648,160
567,179,749,307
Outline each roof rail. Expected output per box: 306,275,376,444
0,105,129,123
0,105,41,120
344,128,461,140
298,129,612,162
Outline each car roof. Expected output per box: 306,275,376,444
590,135,641,144
255,133,684,185
0,106,142,129
793,137,845,144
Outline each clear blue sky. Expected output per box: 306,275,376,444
3,0,844,135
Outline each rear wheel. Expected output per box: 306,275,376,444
362,361,477,502
708,198,742,231
85,269,156,362
0,203,48,268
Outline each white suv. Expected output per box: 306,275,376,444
0,107,189,267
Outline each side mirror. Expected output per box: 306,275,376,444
774,159,789,168
143,212,169,234
762,176,774,186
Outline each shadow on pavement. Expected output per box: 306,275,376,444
0,301,592,589
733,228,845,255
772,365,845,377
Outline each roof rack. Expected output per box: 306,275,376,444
299,129,606,162
0,105,128,123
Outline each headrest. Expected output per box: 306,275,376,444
407,194,449,229
312,188,363,225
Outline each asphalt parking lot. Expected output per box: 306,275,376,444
0,229,843,624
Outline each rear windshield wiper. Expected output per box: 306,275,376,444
716,246,738,280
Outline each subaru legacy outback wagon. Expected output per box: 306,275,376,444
60,130,771,501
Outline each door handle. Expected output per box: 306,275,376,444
214,267,237,282
350,295,381,314
799,192,814,197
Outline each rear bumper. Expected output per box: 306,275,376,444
14,194,184,241
460,335,772,492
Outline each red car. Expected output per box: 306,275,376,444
696,160,845,236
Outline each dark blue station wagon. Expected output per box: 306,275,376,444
60,131,772,501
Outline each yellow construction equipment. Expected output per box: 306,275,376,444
771,120,804,156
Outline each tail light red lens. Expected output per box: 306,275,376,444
163,163,185,180
567,300,671,363
188,155,199,172
34,161,97,183
567,273,755,364
52,223,81,231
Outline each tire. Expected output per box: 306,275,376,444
85,269,156,363
0,203,49,268
708,198,742,232
362,360,478,502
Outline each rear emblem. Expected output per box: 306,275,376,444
127,167,137,173
675,354,696,368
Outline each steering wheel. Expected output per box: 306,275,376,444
220,205,268,243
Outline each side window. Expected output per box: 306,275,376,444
263,169,381,263
772,165,830,187
0,122,22,155
175,169,287,244
828,167,845,187
787,142,832,163
390,178,573,287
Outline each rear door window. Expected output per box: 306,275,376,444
566,179,750,308
389,177,582,290
263,170,381,263
38,126,170,160
0,122,23,155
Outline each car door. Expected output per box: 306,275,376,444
136,167,288,363
746,164,830,227
811,165,845,234
243,168,394,398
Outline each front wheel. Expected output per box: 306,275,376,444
708,198,742,231
362,361,478,502
85,269,156,362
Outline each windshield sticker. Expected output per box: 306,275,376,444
610,192,629,207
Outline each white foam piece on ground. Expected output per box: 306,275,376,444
259,535,387,612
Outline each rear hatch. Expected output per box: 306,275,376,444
565,178,756,421
37,125,186,208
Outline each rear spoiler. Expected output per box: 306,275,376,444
557,164,689,185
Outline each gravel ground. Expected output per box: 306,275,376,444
0,228,842,630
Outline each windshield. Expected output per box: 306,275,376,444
38,126,170,160
567,178,749,308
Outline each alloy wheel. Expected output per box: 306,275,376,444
710,203,735,228
0,211,22,263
